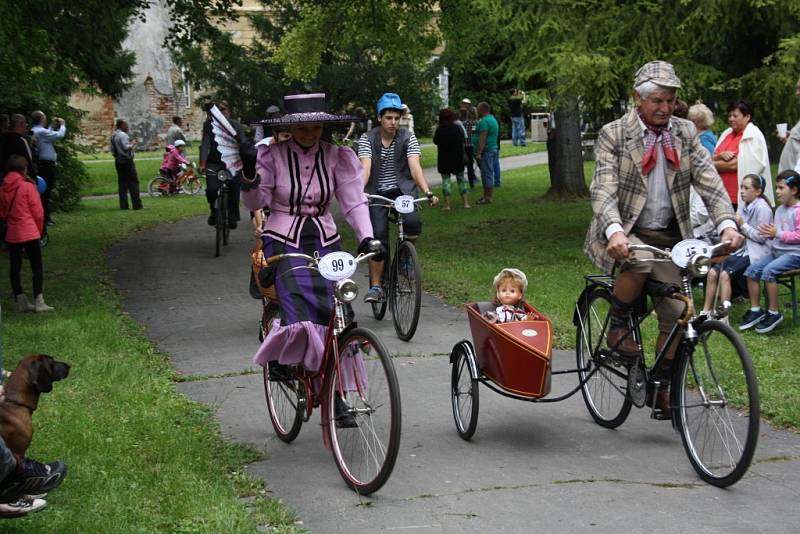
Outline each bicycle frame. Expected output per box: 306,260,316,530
265,250,376,449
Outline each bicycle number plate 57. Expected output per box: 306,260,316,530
394,195,416,214
670,239,712,268
318,251,357,281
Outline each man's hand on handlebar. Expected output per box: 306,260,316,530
720,227,745,252
425,191,439,206
606,231,631,261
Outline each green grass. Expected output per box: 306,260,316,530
400,163,800,429
0,196,306,533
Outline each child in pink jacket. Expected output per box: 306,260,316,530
0,155,53,312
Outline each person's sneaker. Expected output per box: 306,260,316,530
364,285,384,303
0,459,66,504
754,312,783,334
207,212,217,226
334,394,358,428
0,497,47,518
739,309,766,331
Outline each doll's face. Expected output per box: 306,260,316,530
498,282,522,306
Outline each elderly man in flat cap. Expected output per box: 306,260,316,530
583,60,743,419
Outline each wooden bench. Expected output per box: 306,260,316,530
777,269,800,323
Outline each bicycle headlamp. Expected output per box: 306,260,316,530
335,279,358,303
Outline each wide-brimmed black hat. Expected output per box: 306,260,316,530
259,93,360,126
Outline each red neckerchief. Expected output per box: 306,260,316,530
637,110,679,175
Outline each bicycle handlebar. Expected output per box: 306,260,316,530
626,240,731,265
264,250,378,267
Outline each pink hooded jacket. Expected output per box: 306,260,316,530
0,171,44,243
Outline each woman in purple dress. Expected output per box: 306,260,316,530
241,94,376,386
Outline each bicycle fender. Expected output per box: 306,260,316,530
573,283,608,326
450,340,479,379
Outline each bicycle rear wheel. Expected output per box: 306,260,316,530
371,259,389,320
264,372,305,443
326,327,401,495
148,176,171,197
675,320,759,487
390,240,422,341
451,341,479,440
575,288,632,428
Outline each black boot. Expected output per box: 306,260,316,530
334,394,357,428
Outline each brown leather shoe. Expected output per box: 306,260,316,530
647,386,671,420
607,326,642,356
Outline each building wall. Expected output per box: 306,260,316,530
71,0,265,151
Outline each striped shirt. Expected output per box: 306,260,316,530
358,132,421,192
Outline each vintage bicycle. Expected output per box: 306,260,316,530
366,193,429,341
257,246,402,494
147,162,204,197
450,239,759,487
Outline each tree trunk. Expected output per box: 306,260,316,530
546,97,588,199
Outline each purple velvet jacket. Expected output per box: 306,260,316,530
242,139,373,248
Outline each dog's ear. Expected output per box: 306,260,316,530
30,359,55,393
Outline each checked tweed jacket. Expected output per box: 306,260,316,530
584,110,735,274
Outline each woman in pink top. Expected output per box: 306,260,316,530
240,94,378,398
0,155,53,312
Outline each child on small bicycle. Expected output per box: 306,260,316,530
483,268,529,323
160,139,191,191
701,174,773,320
739,170,800,333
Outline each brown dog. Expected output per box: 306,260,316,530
0,354,70,456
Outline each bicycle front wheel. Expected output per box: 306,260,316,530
575,288,632,428
148,176,170,197
390,240,422,341
214,192,226,257
675,320,759,487
326,327,401,495
183,176,203,195
371,260,389,321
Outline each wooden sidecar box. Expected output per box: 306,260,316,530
466,302,553,398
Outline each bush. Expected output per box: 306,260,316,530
52,146,89,211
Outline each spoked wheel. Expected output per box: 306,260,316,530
261,300,304,443
450,341,479,440
183,176,203,195
326,327,401,495
214,191,226,257
675,320,759,487
390,240,422,341
371,258,389,321
148,176,171,197
263,369,305,443
575,288,632,428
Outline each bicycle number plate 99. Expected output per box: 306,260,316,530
394,195,416,214
318,251,357,281
670,239,712,268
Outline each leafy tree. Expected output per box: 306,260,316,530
0,0,239,210
441,0,800,199
177,0,442,133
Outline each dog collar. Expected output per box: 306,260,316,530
3,396,35,412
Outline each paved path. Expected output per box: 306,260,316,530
109,195,799,533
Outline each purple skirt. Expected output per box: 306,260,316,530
253,228,366,390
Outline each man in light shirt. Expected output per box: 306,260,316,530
583,60,743,419
31,111,65,225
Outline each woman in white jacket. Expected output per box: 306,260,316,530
713,100,775,209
